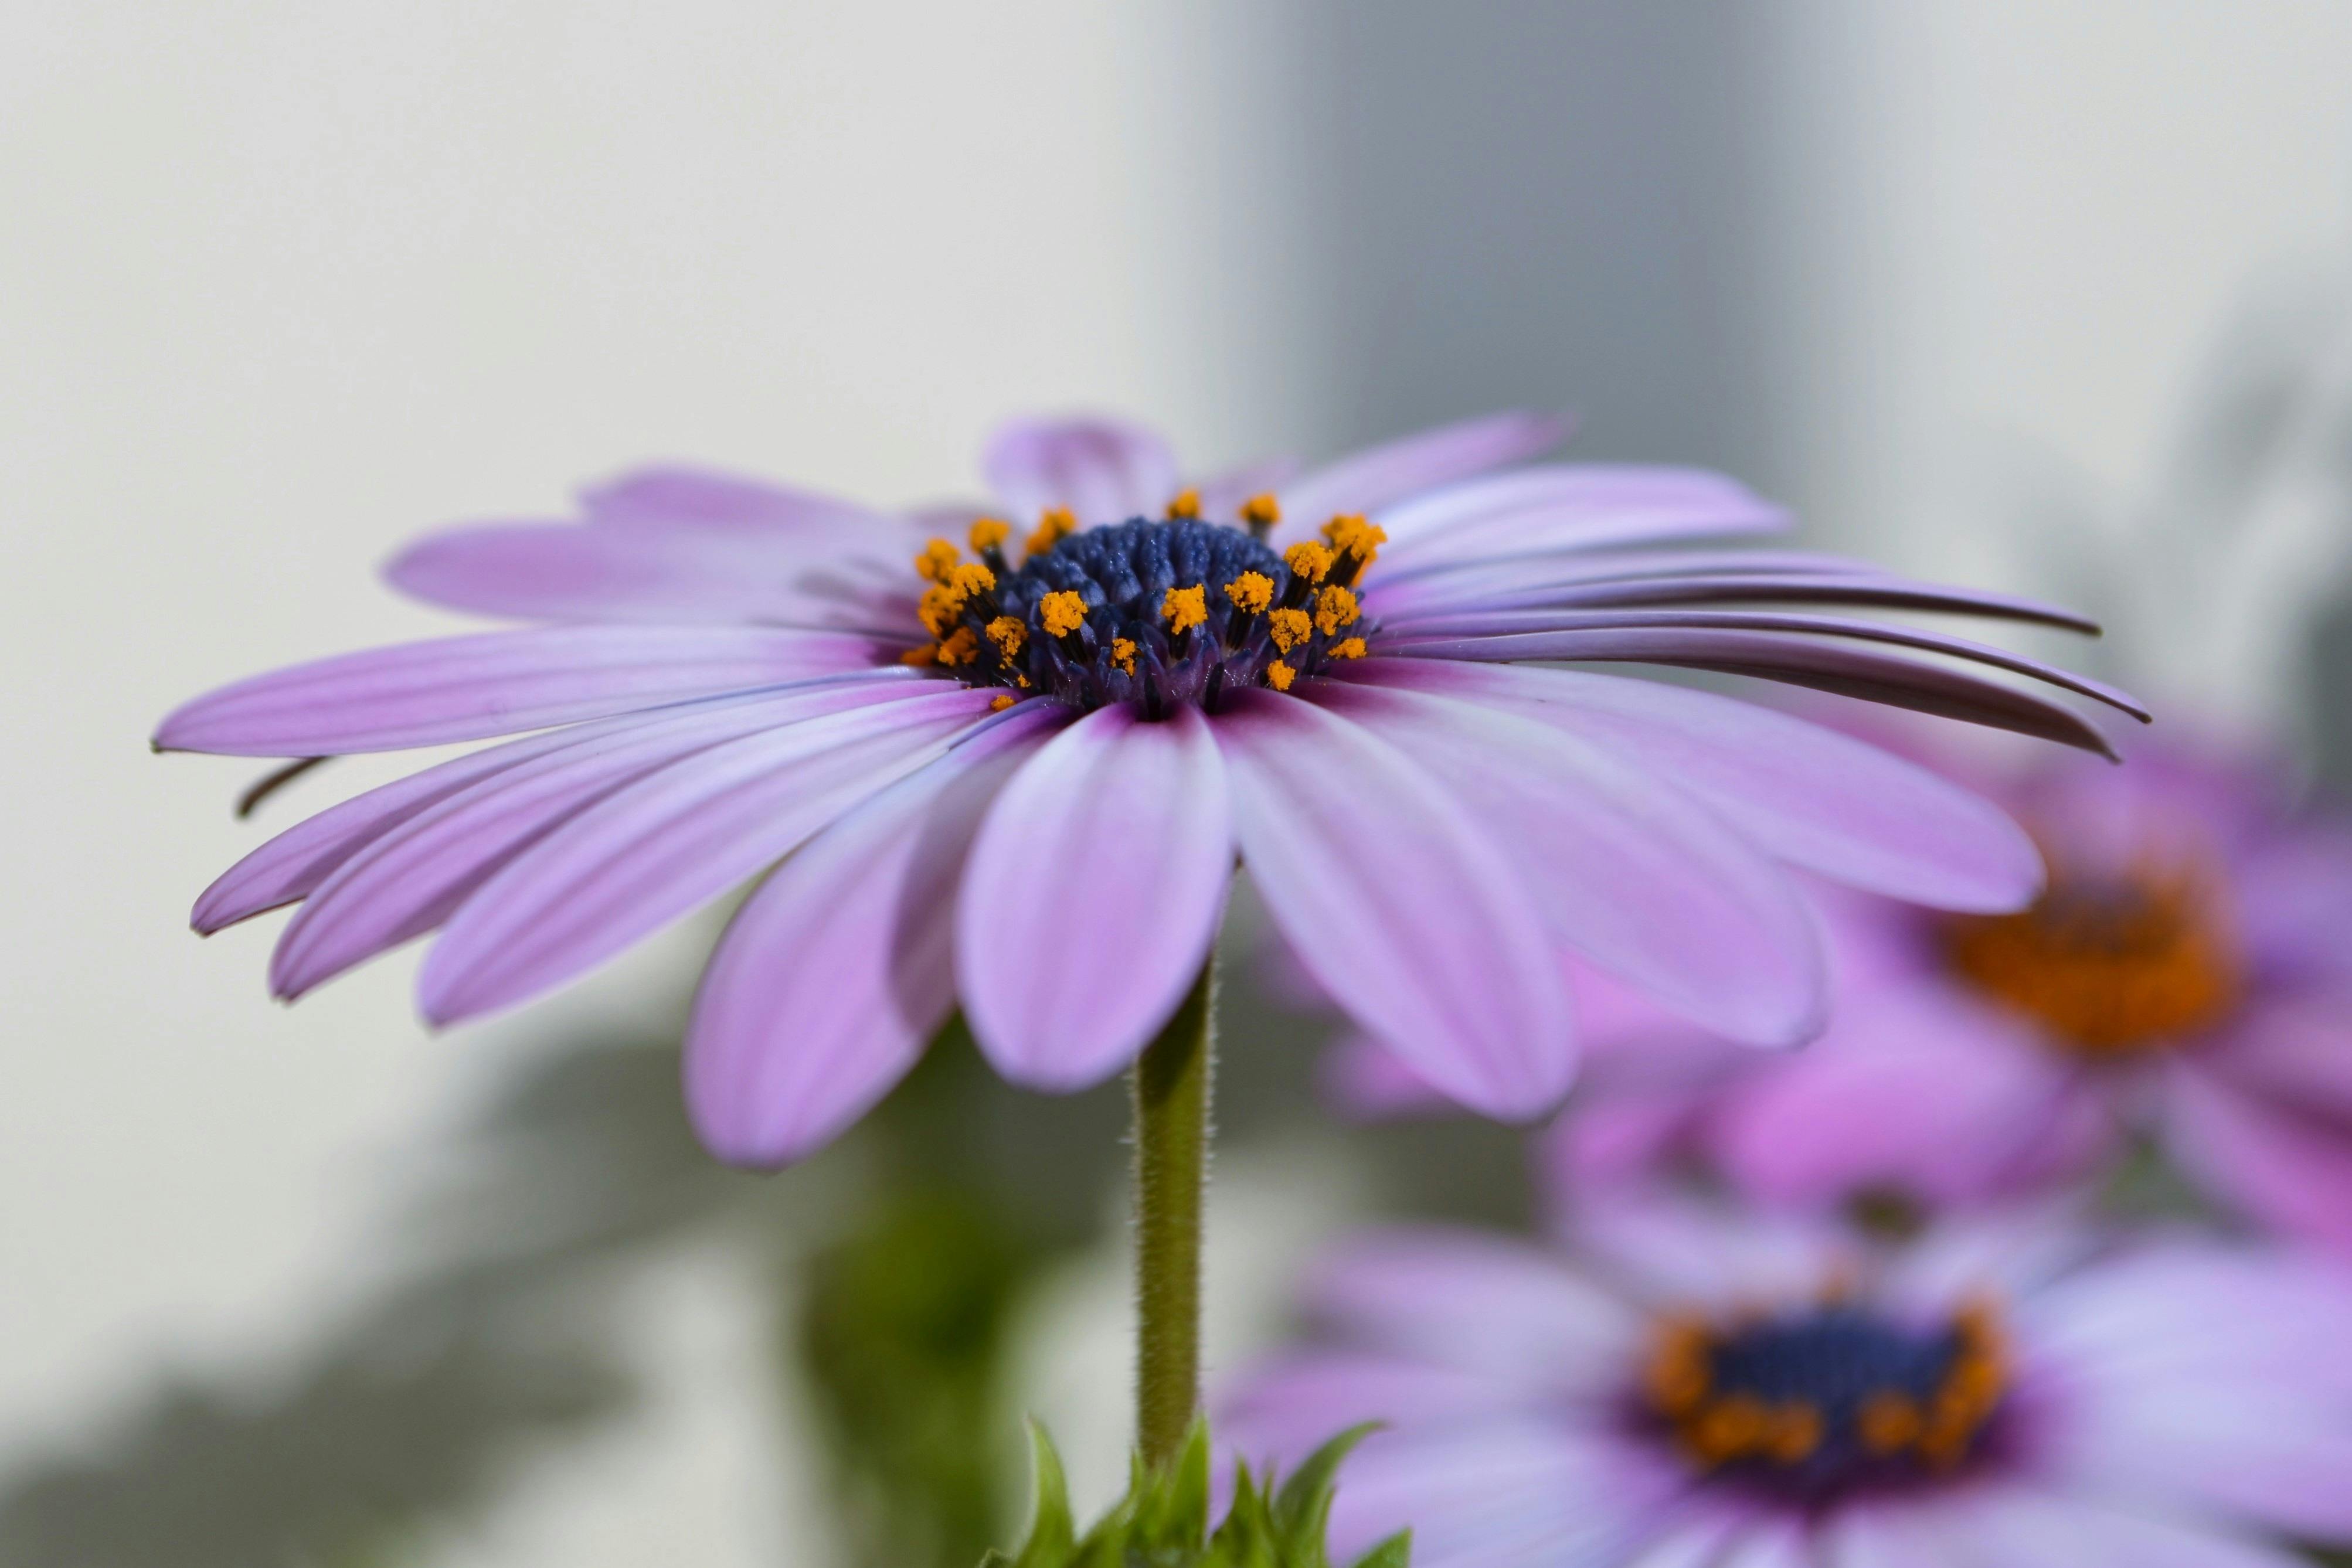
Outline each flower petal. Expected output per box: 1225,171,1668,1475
1350,659,2044,911
155,627,898,756
1276,410,1572,536
580,464,889,533
417,688,998,1024
1378,609,2148,723
385,522,912,629
268,681,921,999
980,414,1181,524
1316,679,1826,1046
955,704,1233,1091
2164,1067,2352,1252
684,709,1062,1166
1210,688,1571,1118
1372,631,2123,757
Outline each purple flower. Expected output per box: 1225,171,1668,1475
157,411,2133,1166
1221,1197,2352,1566
1329,732,2352,1252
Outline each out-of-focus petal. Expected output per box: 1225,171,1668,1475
981,414,1181,525
154,627,896,756
417,688,997,1024
1317,678,1826,1047
580,465,889,533
1276,410,1572,539
1350,659,2042,912
1303,1228,1643,1387
683,709,1061,1167
1210,688,1572,1120
2164,1067,2352,1253
954,705,1232,1091
385,522,910,628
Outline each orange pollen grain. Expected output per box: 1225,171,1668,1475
899,642,939,667
1167,487,1201,520
947,562,997,598
1265,660,1296,692
1267,607,1312,653
989,693,1017,712
1314,585,1361,635
1239,493,1282,530
936,627,980,667
1225,571,1274,615
1039,590,1088,638
1163,583,1208,634
1025,506,1078,557
1284,540,1334,583
914,538,961,582
1943,869,2238,1055
1110,636,1137,675
967,517,1011,554
985,615,1027,657
1327,636,1368,661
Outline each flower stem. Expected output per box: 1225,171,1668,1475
1131,955,1215,1472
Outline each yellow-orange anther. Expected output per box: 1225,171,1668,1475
949,562,997,599
968,517,1012,555
1690,1395,1770,1463
1315,584,1361,636
915,538,961,583
989,692,1017,712
1284,540,1334,583
1163,583,1208,634
1266,660,1296,692
1110,636,1137,675
985,615,1027,658
1167,487,1201,520
919,584,965,638
1323,513,1387,563
1763,1403,1824,1465
1644,1319,1713,1417
1327,636,1368,660
1857,1392,1923,1454
900,642,939,667
1040,590,1088,638
936,627,980,667
1239,493,1281,531
1225,571,1274,615
1267,607,1311,652
1027,506,1077,557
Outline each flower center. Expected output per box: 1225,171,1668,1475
900,496,1385,715
1642,1298,2008,1502
1943,869,2238,1055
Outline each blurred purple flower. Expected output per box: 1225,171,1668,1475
157,411,2130,1166
1334,735,2352,1253
1222,1197,2352,1567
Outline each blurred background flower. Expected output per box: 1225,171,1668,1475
9,4,2352,1566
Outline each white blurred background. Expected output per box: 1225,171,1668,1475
5,4,2351,1564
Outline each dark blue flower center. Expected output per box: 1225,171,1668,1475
906,510,1384,715
1642,1300,2008,1504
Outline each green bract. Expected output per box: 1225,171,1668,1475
980,1421,1409,1568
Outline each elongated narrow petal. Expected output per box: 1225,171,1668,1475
1379,630,2123,757
1277,410,1572,536
685,709,1062,1166
1211,689,1571,1118
956,705,1233,1090
1316,681,1826,1046
418,688,998,1024
580,465,889,534
1380,610,2149,722
386,522,909,628
154,627,896,756
1351,659,2043,911
1378,572,2099,634
269,682,921,998
981,415,1181,524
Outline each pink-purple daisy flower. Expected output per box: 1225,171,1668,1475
157,411,2136,1166
1334,733,2352,1250
1222,1197,2352,1567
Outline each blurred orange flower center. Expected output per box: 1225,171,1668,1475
1943,868,2238,1055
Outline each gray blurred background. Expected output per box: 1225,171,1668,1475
6,2,2352,1564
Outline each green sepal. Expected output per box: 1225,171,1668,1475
984,1419,1406,1568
